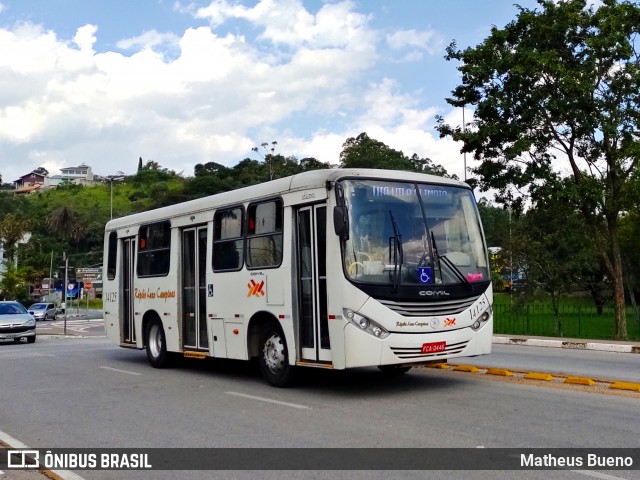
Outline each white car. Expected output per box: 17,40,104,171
28,302,57,321
0,301,36,343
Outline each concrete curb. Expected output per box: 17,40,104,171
493,336,640,354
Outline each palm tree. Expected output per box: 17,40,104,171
47,206,86,246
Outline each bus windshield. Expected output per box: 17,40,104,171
340,179,489,287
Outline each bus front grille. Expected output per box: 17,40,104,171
378,295,480,317
390,341,469,359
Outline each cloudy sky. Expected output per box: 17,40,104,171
0,0,543,186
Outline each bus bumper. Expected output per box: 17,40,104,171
343,318,493,368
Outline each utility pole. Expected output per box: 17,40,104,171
63,252,68,335
463,106,467,181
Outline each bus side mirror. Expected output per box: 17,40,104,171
333,206,349,239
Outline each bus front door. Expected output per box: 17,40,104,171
181,226,208,351
122,237,136,344
297,205,331,363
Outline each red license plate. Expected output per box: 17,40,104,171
422,341,446,353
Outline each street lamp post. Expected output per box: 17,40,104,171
463,105,467,181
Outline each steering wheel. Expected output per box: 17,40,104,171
417,252,429,268
348,262,365,276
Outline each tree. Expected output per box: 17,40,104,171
340,132,451,176
46,205,86,246
299,157,331,171
513,181,600,335
436,0,640,340
340,133,414,170
0,262,29,302
33,166,49,176
0,213,29,263
138,157,143,172
194,161,231,178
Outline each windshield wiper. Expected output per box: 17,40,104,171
431,232,472,290
388,210,403,291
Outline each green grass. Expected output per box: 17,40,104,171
493,293,640,341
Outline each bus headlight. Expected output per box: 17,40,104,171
470,308,491,331
343,309,389,339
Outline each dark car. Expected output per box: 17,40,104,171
0,301,36,343
28,302,57,321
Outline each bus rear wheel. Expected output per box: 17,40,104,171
145,319,169,368
259,325,295,387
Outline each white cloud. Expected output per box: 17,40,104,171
386,28,443,55
0,0,464,189
117,29,181,51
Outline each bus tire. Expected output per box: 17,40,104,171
145,319,169,368
378,365,412,375
259,324,295,387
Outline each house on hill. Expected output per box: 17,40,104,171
12,171,46,193
44,163,94,187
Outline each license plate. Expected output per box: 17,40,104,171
422,341,446,353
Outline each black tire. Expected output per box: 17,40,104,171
27,336,36,344
145,318,170,368
378,365,412,375
258,324,295,387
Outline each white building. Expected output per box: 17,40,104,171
44,164,94,187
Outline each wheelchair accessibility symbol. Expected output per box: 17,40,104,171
418,267,432,284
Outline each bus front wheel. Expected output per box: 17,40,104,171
145,319,169,368
259,325,295,387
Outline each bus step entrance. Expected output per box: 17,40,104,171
183,351,207,360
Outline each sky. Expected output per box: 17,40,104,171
0,0,547,191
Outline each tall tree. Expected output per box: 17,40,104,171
340,132,450,176
0,213,30,263
436,0,640,339
513,181,600,335
340,132,414,171
46,205,86,246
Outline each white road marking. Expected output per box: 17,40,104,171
0,429,86,480
225,391,310,409
99,366,142,376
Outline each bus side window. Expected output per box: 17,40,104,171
213,207,244,271
137,221,171,277
107,231,117,280
246,199,283,269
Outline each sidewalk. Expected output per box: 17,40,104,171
493,334,640,354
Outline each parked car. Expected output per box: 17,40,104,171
0,301,36,343
28,302,57,321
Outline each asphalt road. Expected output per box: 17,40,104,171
0,336,638,480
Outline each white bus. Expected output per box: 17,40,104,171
103,168,492,386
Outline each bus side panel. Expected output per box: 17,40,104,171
133,274,180,352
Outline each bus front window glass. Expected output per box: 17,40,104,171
340,180,489,287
